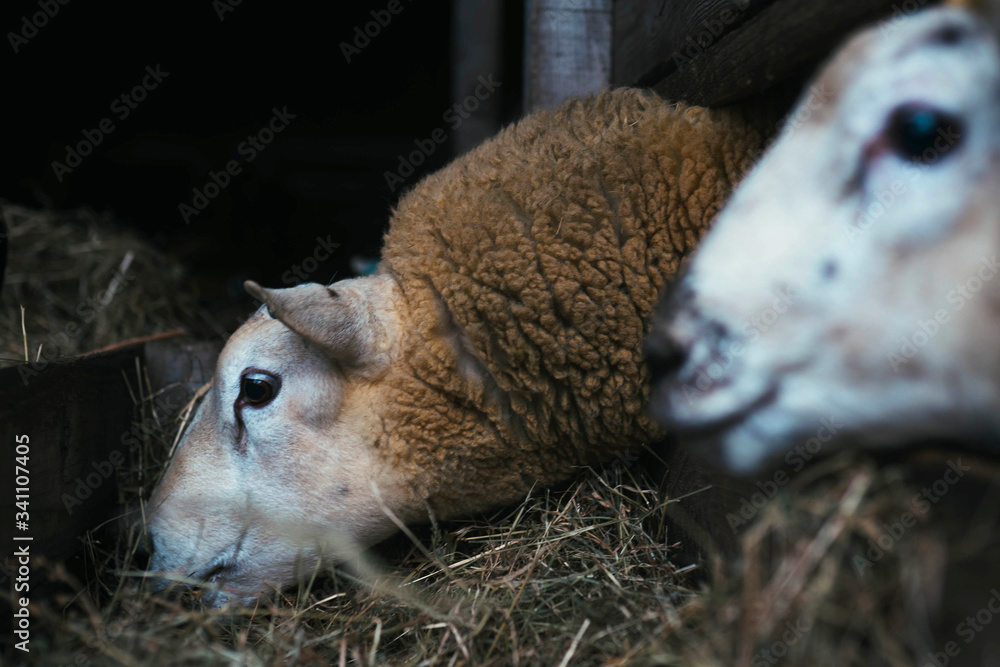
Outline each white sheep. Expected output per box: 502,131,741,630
647,6,1000,473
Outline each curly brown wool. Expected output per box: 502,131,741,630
380,89,768,517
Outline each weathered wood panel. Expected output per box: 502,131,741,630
614,0,772,90
615,0,941,106
0,332,218,570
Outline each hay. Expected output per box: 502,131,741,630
15,435,944,666
0,201,221,365
2,202,980,666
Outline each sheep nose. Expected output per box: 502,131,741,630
645,327,688,386
646,282,696,385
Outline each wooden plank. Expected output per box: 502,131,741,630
614,0,939,106
0,332,218,570
524,0,613,112
614,0,773,90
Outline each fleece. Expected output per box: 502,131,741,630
378,88,768,518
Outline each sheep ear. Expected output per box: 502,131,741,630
243,277,395,371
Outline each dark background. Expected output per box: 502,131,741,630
1,0,524,323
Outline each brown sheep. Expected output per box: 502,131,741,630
146,88,769,604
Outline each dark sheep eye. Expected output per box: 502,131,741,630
886,106,963,164
240,372,277,407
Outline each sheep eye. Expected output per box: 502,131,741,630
886,106,963,164
240,372,277,407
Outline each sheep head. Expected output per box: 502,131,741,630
146,275,419,605
648,7,1000,473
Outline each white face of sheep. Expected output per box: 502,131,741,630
648,8,1000,473
147,275,413,605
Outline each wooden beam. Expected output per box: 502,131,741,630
0,332,218,569
614,0,941,106
614,0,772,91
